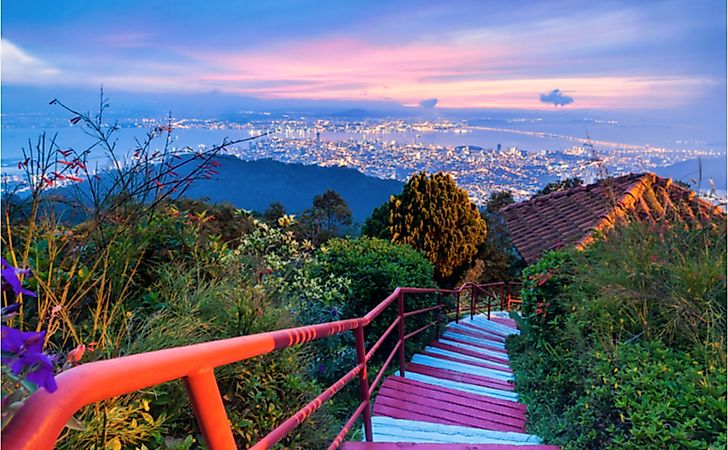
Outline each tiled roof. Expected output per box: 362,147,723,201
501,173,726,264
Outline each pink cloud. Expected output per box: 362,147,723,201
64,33,710,110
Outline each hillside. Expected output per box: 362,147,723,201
181,157,403,222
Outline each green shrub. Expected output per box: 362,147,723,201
578,342,726,449
519,249,576,346
509,219,727,449
309,237,437,365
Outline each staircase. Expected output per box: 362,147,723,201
4,283,553,450
342,312,557,449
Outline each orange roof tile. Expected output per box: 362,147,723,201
501,173,725,264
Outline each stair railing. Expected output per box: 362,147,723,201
2,281,520,450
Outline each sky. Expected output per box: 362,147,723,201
1,0,726,113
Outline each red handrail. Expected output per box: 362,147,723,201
1,282,520,450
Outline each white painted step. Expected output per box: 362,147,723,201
370,416,543,445
410,354,514,382
462,315,520,335
404,372,519,402
438,339,510,361
424,346,512,372
442,330,507,350
447,322,507,342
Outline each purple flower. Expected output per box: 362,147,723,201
1,303,21,322
1,326,57,393
0,257,36,297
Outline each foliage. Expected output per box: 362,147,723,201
508,219,727,449
311,238,434,319
170,199,257,246
361,201,392,240
124,262,338,449
518,250,575,344
309,237,436,360
580,342,725,449
389,171,487,284
485,190,515,213
262,202,287,226
295,190,353,245
466,191,523,284
533,177,584,197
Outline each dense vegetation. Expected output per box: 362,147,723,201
2,197,439,448
508,219,727,449
0,97,440,449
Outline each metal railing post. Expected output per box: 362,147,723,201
397,290,406,377
184,369,237,450
455,291,460,323
500,283,505,310
354,325,373,441
506,282,512,311
470,284,477,319
435,291,442,339
487,288,492,320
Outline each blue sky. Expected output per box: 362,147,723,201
1,0,726,112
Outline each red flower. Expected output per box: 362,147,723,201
66,344,85,364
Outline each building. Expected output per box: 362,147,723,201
501,173,725,264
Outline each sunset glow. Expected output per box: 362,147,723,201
1,1,725,111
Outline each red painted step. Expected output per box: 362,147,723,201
374,394,525,433
445,326,505,344
421,350,513,374
375,387,525,429
406,363,515,391
430,342,510,366
441,334,510,354
459,321,510,339
490,317,518,329
342,443,560,450
383,376,526,414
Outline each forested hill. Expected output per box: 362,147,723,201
182,156,403,222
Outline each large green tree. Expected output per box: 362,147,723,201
475,190,524,283
390,171,487,283
296,189,353,244
361,201,391,239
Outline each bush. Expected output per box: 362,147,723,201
578,342,726,450
508,219,727,449
309,238,436,365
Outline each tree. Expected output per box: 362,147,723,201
390,171,487,284
262,202,287,226
361,201,391,239
533,177,583,197
485,190,515,213
468,191,524,283
296,190,353,245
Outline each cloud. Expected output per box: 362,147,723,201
540,89,574,106
1,39,61,84
419,98,438,108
